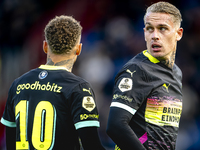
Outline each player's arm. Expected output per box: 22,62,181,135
70,82,105,150
77,127,105,150
107,107,146,150
106,65,149,150
1,118,16,150
6,126,16,150
1,83,17,150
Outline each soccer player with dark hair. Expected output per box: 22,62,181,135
106,2,183,150
1,15,105,150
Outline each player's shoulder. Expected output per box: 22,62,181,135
65,74,94,99
12,68,38,84
173,64,182,74
49,68,92,92
60,70,90,85
173,63,182,80
117,52,147,75
70,73,92,88
8,68,38,94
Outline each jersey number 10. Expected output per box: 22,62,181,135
15,100,56,149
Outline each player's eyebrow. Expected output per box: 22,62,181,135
145,22,151,26
145,22,169,27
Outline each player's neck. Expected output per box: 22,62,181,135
160,51,176,69
46,54,76,72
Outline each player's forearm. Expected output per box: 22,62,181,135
78,127,105,150
6,126,16,150
107,123,146,150
106,107,146,150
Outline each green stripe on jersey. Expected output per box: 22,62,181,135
0,118,16,127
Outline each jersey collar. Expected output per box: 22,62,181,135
143,50,160,64
39,65,69,71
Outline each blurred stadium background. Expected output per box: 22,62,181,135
1,0,200,149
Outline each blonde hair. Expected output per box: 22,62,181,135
144,2,182,27
44,15,82,54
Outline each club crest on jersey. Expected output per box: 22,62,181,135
82,96,96,112
39,71,48,79
118,78,132,92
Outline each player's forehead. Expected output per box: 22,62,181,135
145,12,174,27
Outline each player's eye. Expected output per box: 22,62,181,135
146,26,153,32
160,27,167,31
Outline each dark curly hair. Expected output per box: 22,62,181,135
44,15,82,54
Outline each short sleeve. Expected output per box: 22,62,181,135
110,63,152,115
70,82,100,130
1,85,16,127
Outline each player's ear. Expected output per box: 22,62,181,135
176,27,183,41
43,40,48,54
76,43,82,56
143,28,147,41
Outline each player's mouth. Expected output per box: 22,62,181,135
151,43,162,51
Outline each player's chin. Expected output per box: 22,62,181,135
151,52,164,59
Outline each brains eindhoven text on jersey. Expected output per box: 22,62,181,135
16,81,62,94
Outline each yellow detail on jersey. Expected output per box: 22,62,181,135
83,88,92,95
15,100,29,150
162,83,170,93
145,98,182,127
16,81,62,94
39,65,69,71
115,145,121,150
126,69,136,77
143,50,160,63
32,101,55,149
15,100,56,149
80,114,99,120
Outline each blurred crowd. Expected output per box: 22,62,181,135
1,0,200,149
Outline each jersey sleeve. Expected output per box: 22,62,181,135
110,63,152,115
70,82,100,130
1,84,16,127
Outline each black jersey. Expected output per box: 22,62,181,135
111,50,182,150
1,65,100,150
